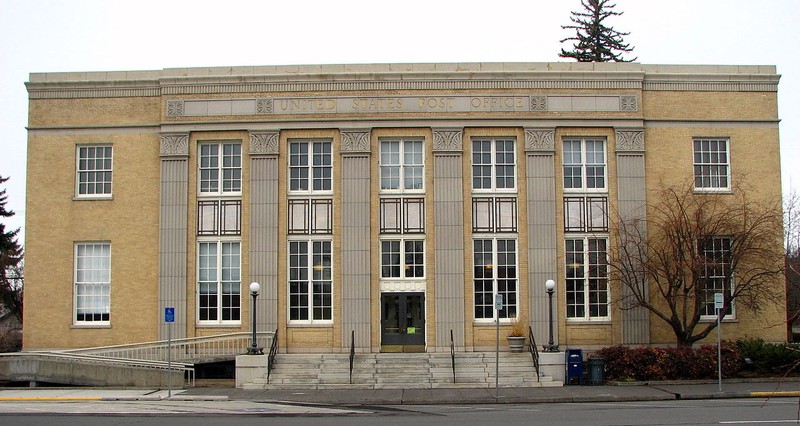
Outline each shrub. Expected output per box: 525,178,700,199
594,344,741,381
735,338,800,375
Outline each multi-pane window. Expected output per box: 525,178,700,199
381,239,425,279
565,238,609,319
199,142,242,195
76,145,113,197
693,138,730,190
380,198,425,234
198,200,242,236
473,238,518,321
289,140,332,193
198,241,241,323
563,138,606,191
472,138,516,191
288,240,333,323
380,139,424,191
74,243,111,323
700,237,733,317
288,199,333,234
472,197,518,233
563,197,608,232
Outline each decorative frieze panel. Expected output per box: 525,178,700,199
256,98,273,114
341,130,371,154
433,128,463,152
167,100,184,117
524,128,555,152
620,95,638,111
164,94,640,118
615,129,645,152
159,133,189,157
249,131,279,156
529,95,547,111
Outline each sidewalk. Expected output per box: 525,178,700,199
0,380,799,405
183,379,800,405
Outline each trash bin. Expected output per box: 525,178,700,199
565,349,583,385
588,357,605,385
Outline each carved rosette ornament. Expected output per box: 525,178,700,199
615,129,645,152
160,133,189,157
524,128,555,152
166,100,184,117
432,129,463,152
340,130,371,153
249,131,279,156
256,98,273,114
620,95,638,112
529,95,548,111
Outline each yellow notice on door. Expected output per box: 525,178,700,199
406,327,416,334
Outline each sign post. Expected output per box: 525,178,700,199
165,307,175,398
714,293,724,393
494,294,504,399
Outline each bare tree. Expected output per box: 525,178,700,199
784,189,800,339
611,182,784,346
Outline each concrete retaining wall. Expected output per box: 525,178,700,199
0,355,185,387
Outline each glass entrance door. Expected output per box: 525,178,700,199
381,292,425,352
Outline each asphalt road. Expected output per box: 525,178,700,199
1,398,799,425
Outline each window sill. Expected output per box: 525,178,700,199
473,320,515,326
72,324,111,329
693,188,733,195
566,319,612,325
287,322,334,328
195,323,242,328
73,195,113,201
700,318,738,323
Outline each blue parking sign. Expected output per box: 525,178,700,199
165,307,175,323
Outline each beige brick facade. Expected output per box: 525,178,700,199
23,63,786,353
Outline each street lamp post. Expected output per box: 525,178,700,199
543,279,559,352
247,282,263,355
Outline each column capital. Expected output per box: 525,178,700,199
524,128,555,152
249,131,279,156
615,128,645,152
159,133,189,157
340,129,371,154
432,128,463,153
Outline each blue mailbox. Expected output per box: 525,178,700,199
566,349,584,385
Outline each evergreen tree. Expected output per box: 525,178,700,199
559,0,637,62
0,176,23,322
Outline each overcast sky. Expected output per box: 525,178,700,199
1,0,798,245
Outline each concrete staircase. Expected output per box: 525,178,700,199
243,352,562,390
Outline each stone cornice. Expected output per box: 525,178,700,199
26,63,780,99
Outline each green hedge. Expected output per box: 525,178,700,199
594,344,742,381
734,338,800,375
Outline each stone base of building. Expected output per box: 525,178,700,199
235,354,267,388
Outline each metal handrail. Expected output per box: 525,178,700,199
528,325,540,382
349,329,355,384
450,329,456,383
60,331,274,363
267,328,278,384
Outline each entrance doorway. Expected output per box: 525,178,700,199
380,292,425,352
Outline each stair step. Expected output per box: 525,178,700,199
249,351,558,390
